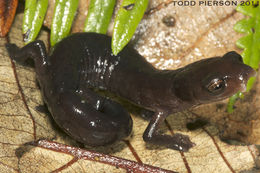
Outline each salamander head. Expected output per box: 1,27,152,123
173,51,256,104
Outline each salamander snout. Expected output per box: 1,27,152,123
214,51,256,94
237,63,256,92
174,51,257,104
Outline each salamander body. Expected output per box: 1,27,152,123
6,33,256,151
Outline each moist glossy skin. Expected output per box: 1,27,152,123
6,33,256,151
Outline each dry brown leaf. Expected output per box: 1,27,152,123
0,0,259,173
0,0,18,37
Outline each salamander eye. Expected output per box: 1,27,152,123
206,78,226,93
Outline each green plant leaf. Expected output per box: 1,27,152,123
112,0,148,55
51,0,79,47
23,0,48,43
227,93,242,113
236,1,258,17
84,0,116,34
227,0,260,113
234,18,254,34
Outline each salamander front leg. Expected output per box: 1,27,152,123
143,112,195,152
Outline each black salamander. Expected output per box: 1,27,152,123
6,33,256,151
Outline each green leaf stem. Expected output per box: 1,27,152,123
23,0,48,43
112,0,148,55
84,0,116,34
51,0,79,47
